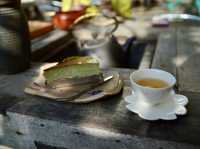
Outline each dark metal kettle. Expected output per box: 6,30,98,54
0,0,31,74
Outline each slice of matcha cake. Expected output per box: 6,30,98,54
43,56,103,87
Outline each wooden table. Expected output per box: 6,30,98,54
151,25,200,146
0,26,200,149
152,26,200,93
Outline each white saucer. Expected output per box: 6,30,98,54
124,92,188,121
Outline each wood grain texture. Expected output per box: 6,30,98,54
152,26,200,93
7,88,200,147
151,28,177,76
177,27,200,92
139,42,156,69
2,64,200,147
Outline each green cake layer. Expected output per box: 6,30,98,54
43,56,102,85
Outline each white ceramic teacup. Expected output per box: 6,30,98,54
130,69,176,106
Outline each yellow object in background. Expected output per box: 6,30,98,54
62,0,91,12
111,0,132,18
62,0,72,12
86,5,99,14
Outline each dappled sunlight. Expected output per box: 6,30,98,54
188,29,200,37
164,34,171,39
0,115,4,138
0,145,14,149
196,48,200,53
187,33,200,45
173,47,200,67
171,26,200,69
174,55,188,67
74,97,126,134
177,47,200,62
81,126,121,139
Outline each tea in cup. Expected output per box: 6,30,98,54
130,69,176,106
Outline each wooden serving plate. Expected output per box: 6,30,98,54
24,64,123,103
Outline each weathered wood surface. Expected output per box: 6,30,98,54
0,64,198,148
0,64,43,115
152,27,200,93
1,26,200,148
177,27,200,93
6,88,200,147
6,105,199,149
0,64,132,113
151,28,177,76
139,41,156,69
